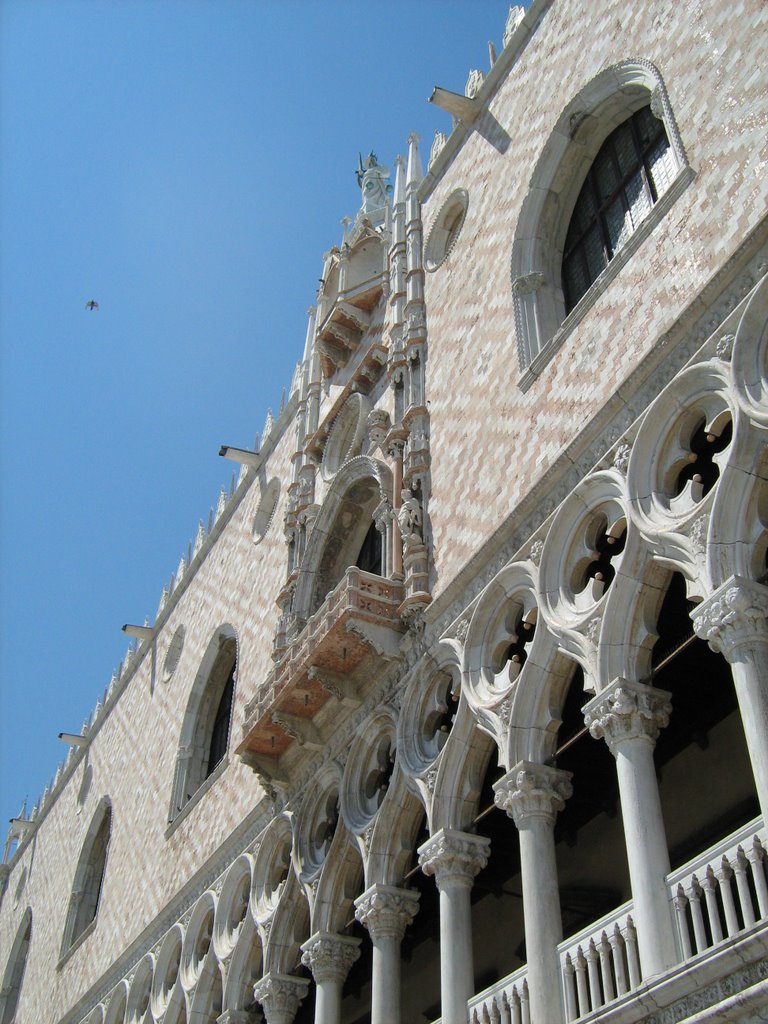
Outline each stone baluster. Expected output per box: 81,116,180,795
692,575,768,824
354,884,419,1024
494,761,573,1024
300,932,360,1024
253,973,309,1024
418,828,490,1024
583,678,677,977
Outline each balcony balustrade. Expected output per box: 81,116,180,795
668,816,767,962
237,567,404,762
429,818,767,1024
559,903,640,1022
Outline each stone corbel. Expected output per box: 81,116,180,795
308,665,361,707
270,712,324,751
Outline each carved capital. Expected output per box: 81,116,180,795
252,973,309,1024
387,437,406,460
583,678,671,754
493,761,572,829
418,828,490,889
354,884,419,942
373,497,393,533
300,932,360,985
691,576,768,661
217,1011,264,1024
511,271,545,296
367,408,391,449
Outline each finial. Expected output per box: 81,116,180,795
393,154,406,206
406,134,423,189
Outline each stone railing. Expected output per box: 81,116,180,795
430,965,530,1024
470,967,530,1024
668,817,767,962
559,902,640,1021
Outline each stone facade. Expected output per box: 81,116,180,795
2,3,768,1024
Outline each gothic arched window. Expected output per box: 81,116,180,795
510,61,692,389
207,664,235,777
170,631,237,820
562,105,675,313
355,520,383,576
0,908,32,1024
61,800,112,956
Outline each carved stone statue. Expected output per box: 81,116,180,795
357,152,391,216
397,489,422,547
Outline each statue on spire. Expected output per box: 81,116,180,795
356,151,392,219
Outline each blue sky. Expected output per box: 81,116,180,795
0,1,515,836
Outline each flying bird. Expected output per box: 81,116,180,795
85,300,99,311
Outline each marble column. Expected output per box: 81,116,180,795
692,575,768,824
494,762,572,1024
388,440,406,581
354,883,419,1024
418,828,490,1024
253,973,309,1024
584,678,677,977
300,932,360,1024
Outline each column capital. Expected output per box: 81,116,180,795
493,761,572,829
217,1011,264,1024
354,883,419,942
252,973,309,1024
387,437,406,460
583,678,671,755
417,828,490,889
691,575,768,661
300,931,360,985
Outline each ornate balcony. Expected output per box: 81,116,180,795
237,568,405,765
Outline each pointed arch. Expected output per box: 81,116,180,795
310,829,364,936
511,58,692,385
61,797,112,956
0,907,32,1024
292,455,393,622
170,625,238,819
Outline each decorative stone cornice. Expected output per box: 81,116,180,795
418,828,490,889
583,678,672,754
252,973,309,1024
300,932,360,985
354,884,419,942
691,575,768,661
493,761,572,829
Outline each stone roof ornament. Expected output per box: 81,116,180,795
465,69,484,99
503,5,526,49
